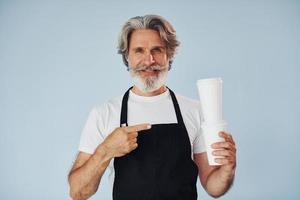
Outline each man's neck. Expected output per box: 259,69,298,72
131,85,167,97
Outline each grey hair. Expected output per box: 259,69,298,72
117,14,180,70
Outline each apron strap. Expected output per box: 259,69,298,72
167,87,185,125
120,87,132,127
120,86,185,126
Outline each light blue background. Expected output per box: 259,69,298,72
1,0,299,199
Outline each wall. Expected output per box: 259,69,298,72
1,0,299,199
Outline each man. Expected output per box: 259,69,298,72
68,15,236,200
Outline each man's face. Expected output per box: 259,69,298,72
127,29,170,93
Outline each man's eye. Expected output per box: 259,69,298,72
152,48,165,54
135,48,143,53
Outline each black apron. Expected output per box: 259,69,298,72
113,87,198,200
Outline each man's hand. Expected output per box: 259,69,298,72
192,131,236,198
102,123,152,158
212,131,237,172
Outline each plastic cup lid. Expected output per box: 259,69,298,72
197,77,222,85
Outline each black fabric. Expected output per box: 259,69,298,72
113,87,198,200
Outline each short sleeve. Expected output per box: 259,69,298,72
192,101,206,154
192,128,206,154
78,107,104,154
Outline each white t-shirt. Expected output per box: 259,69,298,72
78,89,206,184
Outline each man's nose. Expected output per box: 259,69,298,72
142,52,155,66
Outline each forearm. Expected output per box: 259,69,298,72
68,144,112,200
205,167,235,198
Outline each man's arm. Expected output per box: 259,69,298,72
68,123,151,200
194,131,236,198
68,144,112,200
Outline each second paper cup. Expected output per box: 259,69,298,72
201,122,227,166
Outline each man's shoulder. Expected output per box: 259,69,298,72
92,95,123,116
174,92,202,132
175,93,201,109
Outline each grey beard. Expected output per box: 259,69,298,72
129,65,168,93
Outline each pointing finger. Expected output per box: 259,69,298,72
124,123,151,133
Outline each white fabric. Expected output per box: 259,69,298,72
78,89,206,184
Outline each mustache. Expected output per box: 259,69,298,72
128,65,168,72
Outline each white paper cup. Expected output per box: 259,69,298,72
197,78,223,124
201,122,227,166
